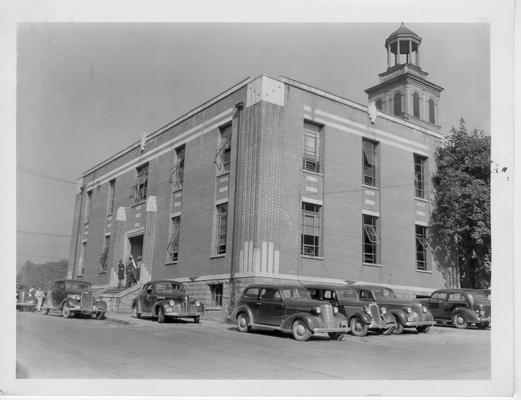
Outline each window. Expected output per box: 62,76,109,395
362,139,378,187
375,99,383,111
134,163,149,203
363,214,379,264
413,92,420,118
428,99,435,124
259,288,282,301
414,154,427,198
99,235,110,271
167,216,181,262
209,284,223,307
171,146,185,190
243,287,259,299
448,293,465,302
301,202,322,257
77,241,87,276
106,179,116,216
84,190,92,223
303,121,321,173
393,92,402,115
215,203,228,255
215,125,232,174
431,292,447,300
416,225,429,271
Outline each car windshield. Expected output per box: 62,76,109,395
371,287,397,300
337,289,358,299
281,288,310,299
468,291,490,301
155,282,183,293
65,282,91,291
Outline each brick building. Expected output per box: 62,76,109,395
67,24,446,312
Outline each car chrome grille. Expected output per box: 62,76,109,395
81,292,93,311
320,303,335,328
369,303,381,324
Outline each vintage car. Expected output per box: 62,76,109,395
16,284,37,312
419,288,491,329
43,280,107,319
232,284,349,341
306,284,397,336
352,284,434,334
131,280,204,323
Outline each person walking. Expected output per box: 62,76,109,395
35,287,44,311
117,259,125,288
126,257,134,288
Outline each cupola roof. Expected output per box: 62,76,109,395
385,23,421,47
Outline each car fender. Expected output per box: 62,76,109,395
351,311,372,325
153,301,170,316
382,312,397,324
391,310,408,325
451,307,480,323
232,305,254,324
281,313,320,331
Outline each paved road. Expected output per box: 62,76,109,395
16,311,490,379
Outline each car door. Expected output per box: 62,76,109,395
446,292,468,316
429,292,448,319
142,283,157,313
257,288,284,326
51,281,65,308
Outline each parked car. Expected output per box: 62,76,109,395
16,284,37,312
306,284,397,336
232,284,349,341
419,288,491,329
352,284,434,334
43,280,107,319
131,280,204,323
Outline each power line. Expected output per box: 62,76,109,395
17,230,71,238
17,164,78,185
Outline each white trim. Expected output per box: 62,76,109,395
301,196,323,206
84,111,234,189
171,212,181,218
215,197,228,206
126,228,145,237
82,239,88,243
362,209,380,217
304,114,429,157
415,220,429,227
104,232,111,237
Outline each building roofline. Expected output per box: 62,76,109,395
81,73,444,178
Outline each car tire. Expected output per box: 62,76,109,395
328,332,345,341
452,313,468,329
132,305,141,319
96,312,105,320
393,321,404,334
193,316,200,324
157,308,166,323
349,317,369,337
416,325,431,333
292,319,312,341
236,313,250,333
62,303,72,319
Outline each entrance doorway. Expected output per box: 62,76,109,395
127,234,144,282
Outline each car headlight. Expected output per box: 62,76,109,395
404,306,412,314
333,306,339,314
68,294,81,301
312,306,321,315
363,306,372,315
169,300,175,306
195,300,201,307
380,306,387,314
93,305,97,311
422,306,428,313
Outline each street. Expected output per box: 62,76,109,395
17,311,490,380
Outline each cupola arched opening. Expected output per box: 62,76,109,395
413,92,420,118
375,99,383,111
393,92,402,116
428,99,435,124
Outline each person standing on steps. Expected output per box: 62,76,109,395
117,259,125,288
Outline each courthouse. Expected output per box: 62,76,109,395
67,24,446,311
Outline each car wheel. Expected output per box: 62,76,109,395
349,317,369,337
328,332,345,341
292,319,312,341
62,303,72,319
477,322,490,329
381,327,394,335
157,308,165,323
393,321,404,334
96,312,105,320
452,313,468,329
416,325,431,333
236,313,250,333
193,316,200,324
132,305,141,319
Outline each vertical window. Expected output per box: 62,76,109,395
84,190,92,223
428,99,435,124
134,163,149,203
413,92,420,118
393,92,402,115
416,225,428,271
220,125,232,173
303,121,321,173
215,203,228,255
100,235,110,271
362,139,378,187
414,154,427,198
167,216,181,262
106,179,116,216
301,202,322,257
171,146,185,190
209,284,223,307
78,241,87,276
375,99,383,111
362,214,379,264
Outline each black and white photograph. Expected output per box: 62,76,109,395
0,0,517,398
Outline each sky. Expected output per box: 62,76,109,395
16,22,490,266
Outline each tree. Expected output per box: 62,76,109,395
430,119,491,289
16,259,69,290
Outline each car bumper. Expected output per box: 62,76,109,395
312,327,349,334
69,305,105,314
369,320,397,329
403,320,434,327
164,312,200,318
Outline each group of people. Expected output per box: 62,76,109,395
22,287,45,311
117,256,141,288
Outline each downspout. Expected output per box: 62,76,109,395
228,101,244,315
71,183,85,278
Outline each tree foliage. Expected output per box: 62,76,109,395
429,119,491,289
16,259,69,290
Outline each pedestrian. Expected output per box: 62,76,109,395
126,257,134,288
35,287,44,311
133,256,142,284
117,259,125,288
